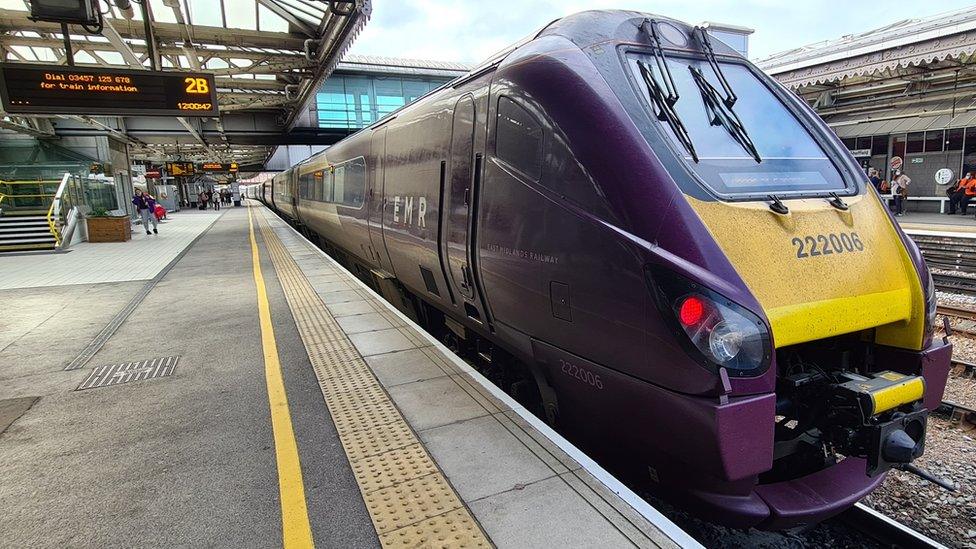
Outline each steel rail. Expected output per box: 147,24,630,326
835,503,949,549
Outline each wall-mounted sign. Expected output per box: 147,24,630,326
0,63,218,117
166,162,195,176
145,169,162,179
890,156,903,170
911,157,924,164
848,148,872,158
199,162,239,173
935,168,954,185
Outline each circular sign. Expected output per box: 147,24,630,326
890,156,903,170
935,168,954,185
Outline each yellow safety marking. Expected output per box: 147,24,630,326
246,206,315,549
686,194,925,349
870,376,926,415
254,209,491,548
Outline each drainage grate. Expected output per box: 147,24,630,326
76,356,179,391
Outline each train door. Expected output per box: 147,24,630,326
443,95,476,302
368,128,393,271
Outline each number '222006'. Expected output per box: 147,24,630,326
559,359,604,389
791,232,864,259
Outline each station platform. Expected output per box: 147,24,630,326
896,211,976,237
0,204,696,548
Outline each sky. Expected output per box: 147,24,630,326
346,0,976,63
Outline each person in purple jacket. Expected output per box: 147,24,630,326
132,188,158,235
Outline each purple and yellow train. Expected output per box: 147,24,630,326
248,10,953,530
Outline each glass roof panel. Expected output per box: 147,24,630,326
187,0,223,27
149,0,177,24
227,2,257,31
258,4,290,33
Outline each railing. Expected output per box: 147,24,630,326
0,179,60,212
46,173,71,247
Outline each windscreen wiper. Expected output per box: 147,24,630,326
690,66,761,163
690,26,761,163
638,19,698,162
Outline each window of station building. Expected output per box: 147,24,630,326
871,135,889,156
906,132,924,154
892,134,906,159
315,74,450,130
841,137,856,150
495,96,543,181
963,128,976,176
855,136,872,151
946,128,964,151
924,130,944,152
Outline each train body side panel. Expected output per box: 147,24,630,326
379,92,456,310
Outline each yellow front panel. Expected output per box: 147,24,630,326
687,194,925,349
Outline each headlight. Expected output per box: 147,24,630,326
649,268,771,377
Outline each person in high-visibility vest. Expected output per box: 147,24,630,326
961,175,976,216
948,174,969,215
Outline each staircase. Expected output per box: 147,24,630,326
0,215,57,252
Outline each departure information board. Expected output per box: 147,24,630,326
200,162,239,173
0,63,219,117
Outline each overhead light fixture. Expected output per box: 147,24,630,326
30,0,99,25
113,0,135,20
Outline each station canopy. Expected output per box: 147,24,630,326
0,0,371,168
756,6,976,139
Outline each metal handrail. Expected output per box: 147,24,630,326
45,173,71,248
0,179,61,185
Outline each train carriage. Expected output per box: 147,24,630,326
260,10,952,529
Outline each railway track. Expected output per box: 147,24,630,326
932,273,976,296
908,234,976,295
835,503,949,549
938,304,976,321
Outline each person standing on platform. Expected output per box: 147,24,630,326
868,168,882,192
890,170,910,216
132,189,158,235
212,190,221,211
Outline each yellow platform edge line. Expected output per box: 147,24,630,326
253,208,492,548
247,205,315,549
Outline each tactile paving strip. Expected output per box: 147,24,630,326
254,211,491,548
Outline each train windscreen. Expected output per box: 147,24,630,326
626,52,852,199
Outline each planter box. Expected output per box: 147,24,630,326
86,216,131,243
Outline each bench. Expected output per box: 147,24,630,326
880,195,951,213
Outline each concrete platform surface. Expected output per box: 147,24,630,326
0,203,696,548
0,209,222,290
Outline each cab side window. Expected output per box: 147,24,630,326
495,96,543,181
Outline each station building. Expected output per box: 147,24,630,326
758,6,976,210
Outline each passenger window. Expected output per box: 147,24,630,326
313,170,328,202
333,165,345,204
495,96,543,181
336,158,365,208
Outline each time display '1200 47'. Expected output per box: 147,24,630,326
0,63,219,117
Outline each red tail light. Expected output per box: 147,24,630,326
678,296,706,326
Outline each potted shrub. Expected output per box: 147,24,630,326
86,207,131,242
